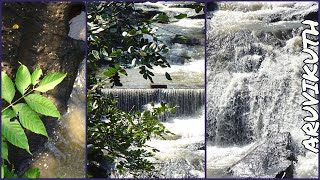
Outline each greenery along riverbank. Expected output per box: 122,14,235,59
87,2,204,178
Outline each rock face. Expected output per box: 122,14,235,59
2,2,85,174
227,133,295,178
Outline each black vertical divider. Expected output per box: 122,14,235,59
0,1,2,178
318,2,320,178
204,1,207,179
85,0,89,178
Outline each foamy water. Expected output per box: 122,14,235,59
100,2,204,89
207,1,318,178
145,110,205,178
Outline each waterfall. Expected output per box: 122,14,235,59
103,88,204,118
207,2,318,178
104,88,205,178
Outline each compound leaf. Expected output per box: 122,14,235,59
2,139,8,162
15,64,31,95
31,67,43,85
1,71,15,103
13,103,48,137
34,73,66,92
2,116,30,154
2,109,16,119
24,94,60,118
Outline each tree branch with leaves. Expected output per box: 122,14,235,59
1,64,66,178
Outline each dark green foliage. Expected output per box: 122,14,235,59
88,91,175,178
88,2,171,88
87,2,180,178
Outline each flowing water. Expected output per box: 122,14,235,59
98,2,205,88
103,88,204,118
145,110,204,178
95,2,205,177
106,89,205,178
206,2,318,178
29,11,86,178
30,60,86,178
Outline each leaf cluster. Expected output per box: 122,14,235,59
87,2,179,178
1,64,66,178
88,89,176,178
88,2,172,87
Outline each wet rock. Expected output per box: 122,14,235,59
141,158,204,178
188,14,205,19
184,142,205,151
275,164,294,178
207,2,218,12
87,144,114,178
171,34,201,46
303,10,318,21
2,1,85,174
227,133,295,178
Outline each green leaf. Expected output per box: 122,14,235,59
2,163,17,178
2,117,30,154
15,64,31,95
110,52,118,58
2,109,16,119
162,48,169,53
2,140,9,162
142,45,148,51
103,71,113,77
24,94,60,118
119,69,127,75
165,72,172,80
174,13,187,19
129,29,137,36
141,27,149,33
101,48,108,57
31,67,43,85
128,46,134,54
92,50,100,59
1,71,15,103
151,13,169,23
21,168,41,178
34,73,67,92
1,164,4,178
140,52,147,57
13,103,48,137
170,108,177,114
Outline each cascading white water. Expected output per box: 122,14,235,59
103,88,204,118
105,89,205,178
98,2,205,178
145,109,205,178
206,2,318,178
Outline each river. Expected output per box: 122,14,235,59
206,2,318,178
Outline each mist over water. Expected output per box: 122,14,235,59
206,2,318,178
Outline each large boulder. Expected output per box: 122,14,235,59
227,132,296,178
2,2,85,174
